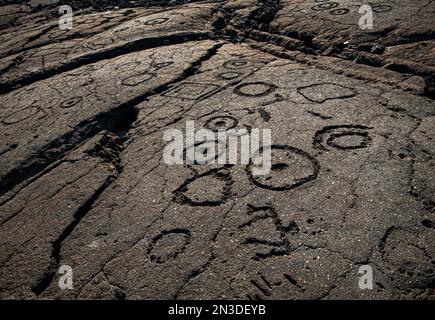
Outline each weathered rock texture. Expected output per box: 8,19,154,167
0,0,434,299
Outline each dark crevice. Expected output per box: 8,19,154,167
0,31,212,94
384,32,435,47
0,103,137,196
244,30,435,82
0,41,222,196
31,173,119,296
28,133,124,297
0,24,58,59
225,2,434,100
59,0,198,12
5,41,224,296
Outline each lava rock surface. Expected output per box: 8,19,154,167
0,0,434,300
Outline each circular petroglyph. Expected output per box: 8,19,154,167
326,132,371,150
329,8,350,15
217,71,243,80
121,72,155,86
311,2,339,11
372,5,393,13
234,82,277,97
297,83,357,103
147,229,191,264
85,37,114,50
2,106,41,125
65,64,98,77
223,59,253,70
379,227,435,289
114,61,141,71
144,17,169,25
173,169,233,206
59,97,82,109
153,61,174,70
247,145,320,191
313,125,372,150
204,115,238,132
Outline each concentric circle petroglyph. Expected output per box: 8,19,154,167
311,2,339,11
329,8,350,15
59,97,83,109
204,115,238,132
144,17,169,25
313,125,373,150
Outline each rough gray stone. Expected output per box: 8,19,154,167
0,0,433,300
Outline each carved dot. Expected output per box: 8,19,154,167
329,8,350,15
248,145,320,191
144,17,169,25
